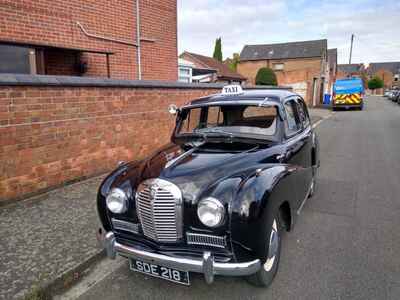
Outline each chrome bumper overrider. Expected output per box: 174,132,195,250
97,229,261,284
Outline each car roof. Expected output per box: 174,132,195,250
186,89,297,107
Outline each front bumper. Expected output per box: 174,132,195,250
97,229,261,284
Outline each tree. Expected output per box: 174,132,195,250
255,67,277,86
227,53,240,71
213,37,222,62
367,76,384,90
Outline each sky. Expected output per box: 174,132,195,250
178,0,400,65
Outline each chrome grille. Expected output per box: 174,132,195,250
186,232,227,248
136,178,183,242
111,218,139,234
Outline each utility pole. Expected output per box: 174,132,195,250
349,34,354,64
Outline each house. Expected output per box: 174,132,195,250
237,39,328,106
367,62,400,89
327,49,338,93
0,1,177,81
179,52,246,84
337,64,365,79
178,58,194,83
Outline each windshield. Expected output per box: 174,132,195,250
176,104,278,139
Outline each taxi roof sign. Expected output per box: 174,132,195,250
222,85,243,95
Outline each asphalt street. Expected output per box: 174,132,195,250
72,96,400,300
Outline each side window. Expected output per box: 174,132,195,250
297,98,310,128
284,100,301,136
207,106,223,127
180,108,201,133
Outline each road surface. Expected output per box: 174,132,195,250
65,96,400,300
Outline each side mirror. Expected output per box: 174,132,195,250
168,104,179,115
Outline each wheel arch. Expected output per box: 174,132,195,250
279,201,292,232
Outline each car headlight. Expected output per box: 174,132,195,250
106,188,128,214
197,197,225,227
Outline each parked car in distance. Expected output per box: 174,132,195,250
390,90,400,102
384,90,392,97
395,91,400,103
96,85,320,287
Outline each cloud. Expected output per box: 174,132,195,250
178,0,400,64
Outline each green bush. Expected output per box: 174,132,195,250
255,67,277,86
367,76,384,90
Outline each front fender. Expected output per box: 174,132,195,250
229,164,298,261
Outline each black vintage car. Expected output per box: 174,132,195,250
97,85,319,287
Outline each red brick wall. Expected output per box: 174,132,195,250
237,58,324,105
0,0,177,80
0,85,219,203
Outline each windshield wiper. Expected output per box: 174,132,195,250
194,128,234,137
194,128,235,143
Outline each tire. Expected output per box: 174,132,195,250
246,212,283,287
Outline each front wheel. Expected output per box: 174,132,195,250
246,213,282,287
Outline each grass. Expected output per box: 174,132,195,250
23,285,49,300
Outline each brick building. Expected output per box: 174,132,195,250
237,39,329,106
337,64,365,79
367,62,400,89
327,49,338,93
179,52,246,84
0,1,177,81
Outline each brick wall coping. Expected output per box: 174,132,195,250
0,74,291,90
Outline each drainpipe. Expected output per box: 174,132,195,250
136,0,142,80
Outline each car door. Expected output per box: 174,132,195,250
295,97,314,189
282,98,310,210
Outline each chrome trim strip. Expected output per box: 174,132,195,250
111,218,139,234
97,231,261,282
186,232,227,248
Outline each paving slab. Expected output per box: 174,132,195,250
0,176,105,300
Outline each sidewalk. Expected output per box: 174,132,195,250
309,107,332,124
0,109,331,300
0,176,105,300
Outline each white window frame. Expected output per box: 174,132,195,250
178,66,192,83
273,63,284,71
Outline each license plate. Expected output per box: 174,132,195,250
129,259,190,285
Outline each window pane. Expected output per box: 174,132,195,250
273,63,284,70
284,100,300,135
179,68,190,76
207,106,223,126
297,99,310,127
180,108,201,133
177,105,277,137
0,45,32,74
243,106,276,118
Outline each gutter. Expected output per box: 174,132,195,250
76,2,156,80
135,0,142,80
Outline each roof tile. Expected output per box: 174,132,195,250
240,39,327,61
